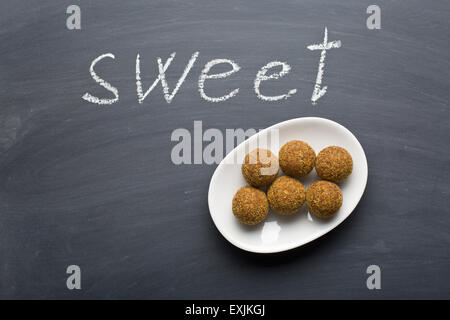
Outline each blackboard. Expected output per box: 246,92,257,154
0,0,449,299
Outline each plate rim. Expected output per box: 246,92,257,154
208,117,368,254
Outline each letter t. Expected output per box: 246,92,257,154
307,28,341,105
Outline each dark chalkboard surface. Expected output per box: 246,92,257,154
0,0,449,299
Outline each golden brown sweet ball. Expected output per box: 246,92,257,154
232,186,269,225
306,180,343,218
267,176,306,215
241,148,279,187
279,140,316,177
315,146,353,182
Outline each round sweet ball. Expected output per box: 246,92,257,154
306,180,343,219
315,146,353,182
242,148,279,187
232,186,269,225
279,140,316,177
267,176,306,215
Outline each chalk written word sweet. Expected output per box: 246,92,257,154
82,28,341,106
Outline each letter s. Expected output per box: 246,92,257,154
82,53,119,105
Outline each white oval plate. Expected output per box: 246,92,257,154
208,117,368,253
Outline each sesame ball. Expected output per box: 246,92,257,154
315,146,353,182
232,186,269,225
242,148,279,187
279,140,316,177
306,180,343,218
267,176,306,215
